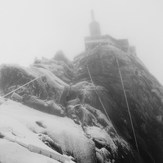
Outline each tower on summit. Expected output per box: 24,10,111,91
89,10,101,37
84,10,130,52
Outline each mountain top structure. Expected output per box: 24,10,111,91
84,10,136,55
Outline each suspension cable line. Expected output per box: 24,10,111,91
85,44,140,155
1,75,44,99
85,44,118,134
115,55,140,154
86,65,118,135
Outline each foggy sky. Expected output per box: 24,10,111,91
0,0,163,84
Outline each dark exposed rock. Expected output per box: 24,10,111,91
73,45,163,163
11,92,23,102
22,95,65,116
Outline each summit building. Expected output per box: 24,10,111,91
84,10,136,55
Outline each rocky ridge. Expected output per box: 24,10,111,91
0,44,163,163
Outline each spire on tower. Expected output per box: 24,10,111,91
89,10,101,37
91,10,95,21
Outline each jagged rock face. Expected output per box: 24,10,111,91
34,54,74,83
0,64,68,101
73,45,163,163
0,45,163,163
